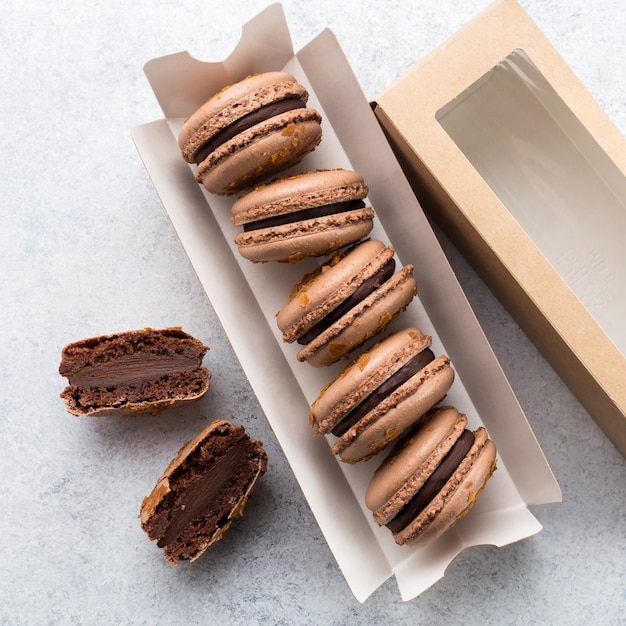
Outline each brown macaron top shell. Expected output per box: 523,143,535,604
366,406,497,548
310,327,455,463
231,169,375,263
140,419,268,565
178,72,322,195
276,239,417,367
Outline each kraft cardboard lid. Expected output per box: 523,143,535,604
375,0,626,454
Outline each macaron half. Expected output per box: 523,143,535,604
140,420,268,564
231,169,375,263
310,327,455,463
178,72,322,195
276,239,417,367
59,327,210,417
365,405,497,548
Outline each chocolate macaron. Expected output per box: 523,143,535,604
366,406,497,548
59,328,210,417
276,239,417,367
231,169,375,263
310,327,455,463
140,420,268,564
178,72,322,195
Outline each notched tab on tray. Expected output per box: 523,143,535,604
374,0,626,457
143,3,295,118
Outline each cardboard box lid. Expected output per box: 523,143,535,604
375,0,626,456
132,2,560,601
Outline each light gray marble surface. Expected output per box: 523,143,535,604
1,1,624,624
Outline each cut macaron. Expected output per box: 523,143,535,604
276,239,417,367
178,71,323,195
310,327,455,463
59,327,210,417
365,405,497,548
231,169,375,263
140,420,268,564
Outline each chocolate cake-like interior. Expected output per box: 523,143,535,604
149,424,267,562
194,98,306,164
386,429,475,532
298,258,396,346
242,199,366,231
59,328,209,414
331,348,436,437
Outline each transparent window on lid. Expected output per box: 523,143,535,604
436,49,626,357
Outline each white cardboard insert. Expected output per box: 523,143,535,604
131,3,560,602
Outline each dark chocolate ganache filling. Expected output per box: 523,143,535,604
331,348,435,437
194,98,306,164
242,199,366,231
386,429,475,533
69,353,199,389
158,438,249,548
297,258,396,346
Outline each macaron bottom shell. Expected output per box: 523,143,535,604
196,114,322,195
234,207,375,263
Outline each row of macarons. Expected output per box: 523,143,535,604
179,70,498,549
178,71,416,365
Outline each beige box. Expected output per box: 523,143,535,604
374,0,626,457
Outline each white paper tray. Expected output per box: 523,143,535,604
131,3,560,602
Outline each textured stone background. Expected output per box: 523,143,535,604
1,1,624,623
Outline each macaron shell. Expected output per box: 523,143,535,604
277,239,393,342
366,405,467,518
179,72,308,162
311,327,432,435
196,111,322,195
231,169,369,225
233,207,375,263
140,419,268,563
333,355,455,463
393,428,497,547
297,264,417,367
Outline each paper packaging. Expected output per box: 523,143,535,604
131,3,560,602
374,0,626,458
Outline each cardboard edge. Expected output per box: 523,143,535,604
389,119,626,456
